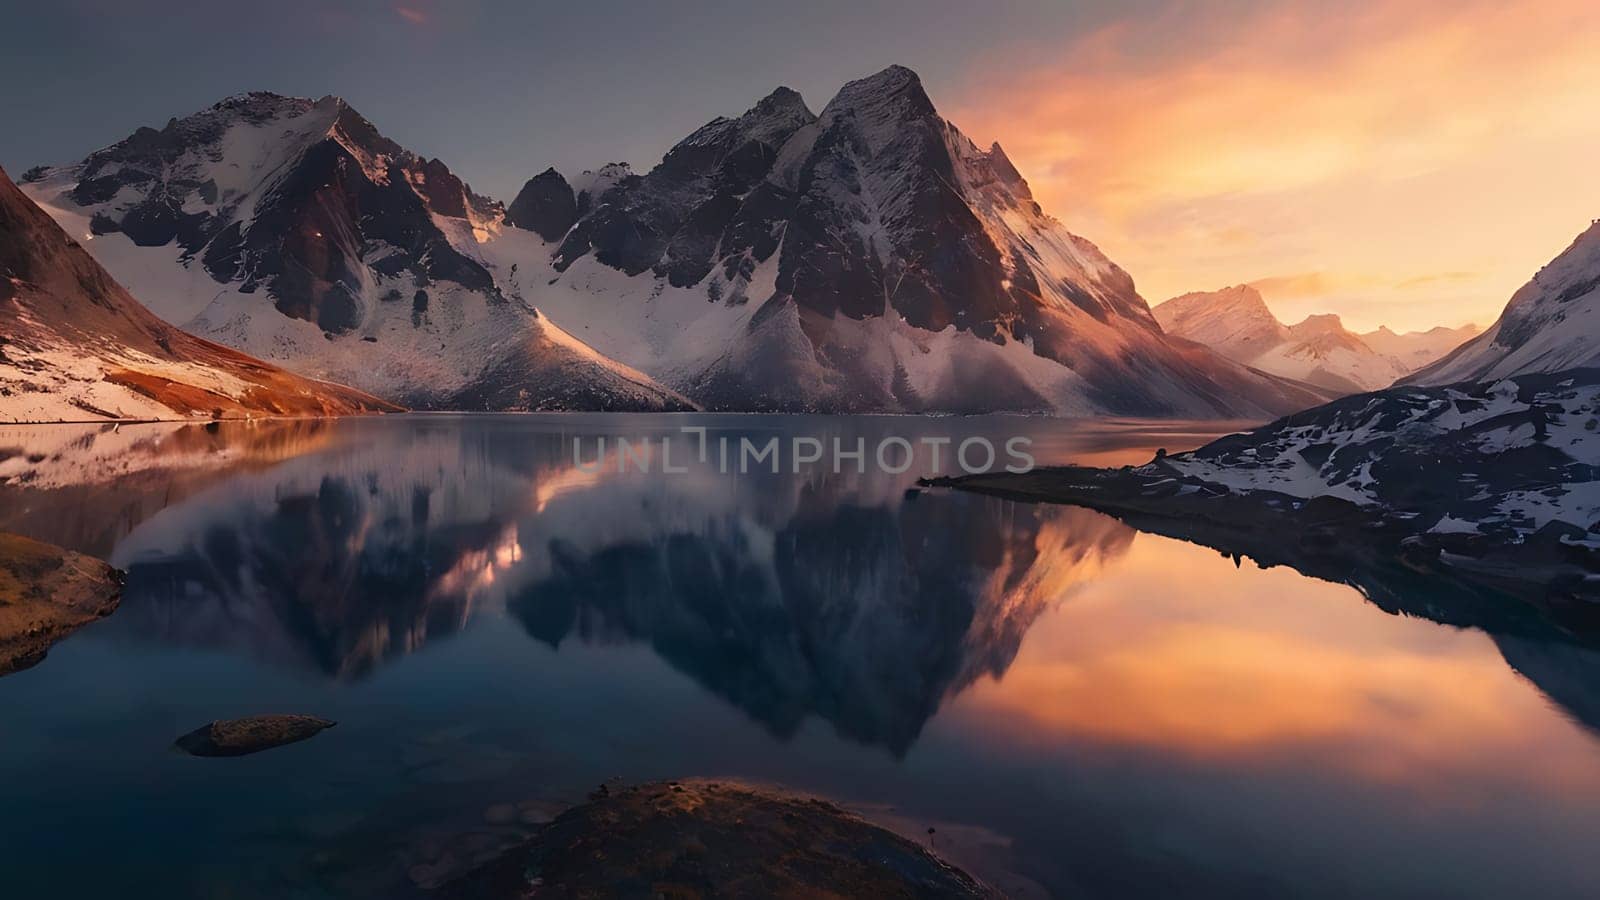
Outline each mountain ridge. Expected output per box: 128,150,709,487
23,69,1333,417
21,92,692,412
505,65,1331,416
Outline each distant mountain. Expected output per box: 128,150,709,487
1154,285,1438,393
1406,220,1600,385
1358,323,1479,372
0,165,395,423
503,66,1327,416
20,93,690,411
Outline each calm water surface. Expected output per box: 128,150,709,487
1,415,1598,899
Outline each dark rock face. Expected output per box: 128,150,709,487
438,781,995,899
41,93,502,337
505,168,578,242
173,714,336,757
554,86,816,286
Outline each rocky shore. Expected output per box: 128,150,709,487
0,531,122,675
928,371,1600,628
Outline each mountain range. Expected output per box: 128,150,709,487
17,93,687,413
15,67,1330,418
1153,284,1477,394
0,164,394,422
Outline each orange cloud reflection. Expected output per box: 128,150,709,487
945,533,1600,797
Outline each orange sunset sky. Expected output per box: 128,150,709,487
949,0,1600,333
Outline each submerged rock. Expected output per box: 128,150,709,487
437,780,996,898
174,714,336,757
0,531,123,676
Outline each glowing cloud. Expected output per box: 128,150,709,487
950,0,1600,331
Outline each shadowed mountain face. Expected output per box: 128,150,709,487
20,96,689,412
0,164,395,422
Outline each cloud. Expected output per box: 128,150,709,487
394,5,427,26
947,0,1600,331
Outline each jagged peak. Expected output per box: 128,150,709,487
984,141,1031,197
748,85,813,120
821,64,936,121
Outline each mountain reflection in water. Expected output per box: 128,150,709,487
24,417,1133,750
3,415,1600,899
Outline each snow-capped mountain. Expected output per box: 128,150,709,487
1154,285,1426,393
1407,220,1600,386
0,165,395,423
19,93,689,411
503,66,1327,416
1359,323,1480,371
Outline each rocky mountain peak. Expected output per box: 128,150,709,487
822,65,933,117
984,141,1032,199
1289,312,1347,336
748,86,812,121
507,167,579,242
1155,286,1284,341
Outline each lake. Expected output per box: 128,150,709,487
2,414,1598,898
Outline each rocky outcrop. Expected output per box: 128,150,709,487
438,780,995,898
0,531,122,675
173,714,336,756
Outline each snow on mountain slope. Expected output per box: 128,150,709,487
506,66,1328,417
1407,220,1600,386
943,369,1600,601
1359,323,1479,371
0,165,396,423
20,93,690,411
1154,286,1412,393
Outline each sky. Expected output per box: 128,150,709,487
3,0,1597,333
